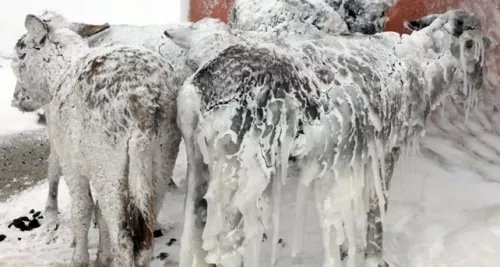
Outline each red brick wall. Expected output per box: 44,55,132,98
189,0,234,23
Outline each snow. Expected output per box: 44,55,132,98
0,59,42,136
3,138,500,267
1,1,500,267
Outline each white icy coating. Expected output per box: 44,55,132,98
10,11,192,234
169,9,488,267
228,0,348,36
10,12,181,266
228,0,393,35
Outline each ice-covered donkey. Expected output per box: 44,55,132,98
11,13,181,267
11,10,191,236
165,9,489,267
228,0,392,35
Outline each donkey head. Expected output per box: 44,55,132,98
164,18,236,70
339,0,390,34
405,10,491,102
11,11,108,112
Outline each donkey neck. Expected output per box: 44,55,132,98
45,32,89,95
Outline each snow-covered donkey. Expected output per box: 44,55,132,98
165,9,489,267
11,13,181,267
228,0,392,35
11,10,190,234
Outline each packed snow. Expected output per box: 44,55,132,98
0,1,500,267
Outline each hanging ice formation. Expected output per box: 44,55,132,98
178,9,488,267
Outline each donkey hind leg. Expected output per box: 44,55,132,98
151,130,181,234
65,174,93,267
44,149,62,231
179,134,214,267
93,168,134,267
365,149,400,267
95,201,112,267
202,145,245,267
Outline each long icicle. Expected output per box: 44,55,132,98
368,141,386,224
270,169,282,265
291,180,310,257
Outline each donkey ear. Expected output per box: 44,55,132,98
71,22,110,38
25,14,49,45
164,25,193,50
404,14,439,32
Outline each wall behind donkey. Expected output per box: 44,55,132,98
0,0,181,54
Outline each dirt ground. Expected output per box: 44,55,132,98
0,129,50,201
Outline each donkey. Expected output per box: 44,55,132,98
11,13,181,267
12,11,191,234
228,0,391,35
165,9,489,267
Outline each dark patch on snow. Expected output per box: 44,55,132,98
28,219,41,230
29,209,34,214
262,233,268,242
0,234,6,242
8,211,43,232
153,229,163,238
156,252,169,260
36,112,47,125
166,238,177,246
32,211,41,218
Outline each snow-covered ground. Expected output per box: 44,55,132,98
1,1,500,267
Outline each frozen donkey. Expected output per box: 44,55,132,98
11,11,190,233
166,9,489,267
11,13,181,267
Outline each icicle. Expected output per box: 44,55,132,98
270,170,282,265
279,102,296,185
341,191,357,267
440,98,446,120
399,143,408,181
243,203,263,267
374,137,386,192
291,182,310,258
368,141,385,224
459,36,469,96
292,161,320,257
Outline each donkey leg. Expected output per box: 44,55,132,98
179,135,213,267
152,130,181,234
95,201,112,267
93,168,134,267
128,137,158,267
44,149,62,230
65,174,93,267
365,149,400,267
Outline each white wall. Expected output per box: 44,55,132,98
0,0,181,53
180,0,190,21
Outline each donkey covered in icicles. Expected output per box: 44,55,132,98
11,13,181,267
164,9,490,267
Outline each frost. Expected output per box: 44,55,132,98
173,9,489,267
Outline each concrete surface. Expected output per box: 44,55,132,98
0,129,49,201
